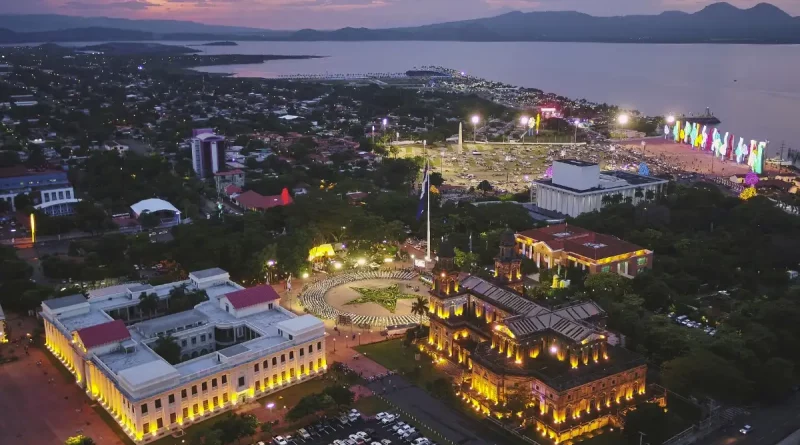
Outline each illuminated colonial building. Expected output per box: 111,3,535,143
427,232,653,443
41,268,326,443
516,224,653,278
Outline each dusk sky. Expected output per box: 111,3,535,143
0,0,798,30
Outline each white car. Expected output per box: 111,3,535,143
376,412,388,419
381,440,392,445
273,436,288,445
298,428,311,439
740,425,753,435
381,415,396,424
412,439,429,445
356,432,369,439
400,429,417,439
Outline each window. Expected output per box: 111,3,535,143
317,341,322,350
221,375,227,385
44,193,50,203
238,376,245,387
281,371,286,381
193,404,199,415
281,354,286,363
181,339,187,347
213,396,219,407
255,381,261,391
263,360,269,370
637,257,647,266
192,385,197,395
318,358,322,368
212,378,217,388
601,265,611,273
182,407,189,418
289,351,294,360
200,334,206,342
300,364,305,374
268,303,274,310
170,413,177,424
181,389,187,399
65,190,71,199
264,377,269,387
254,363,259,372
299,348,304,357
157,418,164,429
168,394,175,404
203,400,209,411
191,337,197,345
223,393,229,403
202,382,208,392
141,403,149,414
272,374,277,385
58,191,64,200
309,361,313,371
143,422,150,434
308,345,312,354
290,368,295,378
155,399,162,409
272,357,277,366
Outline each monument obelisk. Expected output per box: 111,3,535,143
458,122,463,152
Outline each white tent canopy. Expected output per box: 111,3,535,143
130,198,180,217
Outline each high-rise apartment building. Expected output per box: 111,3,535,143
190,129,226,178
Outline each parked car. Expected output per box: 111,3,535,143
273,436,288,445
298,429,311,439
740,425,753,435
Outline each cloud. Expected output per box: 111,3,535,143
64,0,158,10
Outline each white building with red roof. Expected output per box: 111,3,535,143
40,268,325,443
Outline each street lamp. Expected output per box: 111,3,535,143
333,338,336,352
519,116,529,143
382,118,388,130
573,119,580,144
617,114,629,139
666,115,676,124
471,115,480,142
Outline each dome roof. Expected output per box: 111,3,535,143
438,240,455,258
499,229,516,247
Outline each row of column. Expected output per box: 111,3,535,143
44,318,83,383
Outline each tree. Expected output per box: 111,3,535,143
26,146,47,168
429,172,444,187
65,436,95,445
454,247,480,273
138,292,159,317
14,193,32,211
411,296,428,319
623,402,669,445
153,335,182,364
260,421,274,437
477,180,493,195
140,212,160,229
322,385,355,407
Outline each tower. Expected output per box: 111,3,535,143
432,240,461,298
494,229,523,292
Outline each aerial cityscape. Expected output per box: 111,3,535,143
1,3,800,445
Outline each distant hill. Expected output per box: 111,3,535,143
1,3,799,44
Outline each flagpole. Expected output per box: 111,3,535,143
425,140,431,262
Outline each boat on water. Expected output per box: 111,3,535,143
678,107,721,126
765,156,793,167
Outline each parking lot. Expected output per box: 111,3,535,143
265,409,441,445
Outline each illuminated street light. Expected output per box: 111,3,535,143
666,115,676,124
519,116,529,126
382,118,388,128
617,114,630,125
471,115,480,125
302,272,309,279
471,115,480,142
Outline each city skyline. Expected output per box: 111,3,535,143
0,0,798,31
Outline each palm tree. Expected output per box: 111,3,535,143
411,296,428,321
645,190,655,201
138,292,159,318
634,187,644,199
601,195,612,207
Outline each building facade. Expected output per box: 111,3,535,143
191,130,226,178
41,268,326,443
0,166,79,216
534,159,668,217
426,233,656,443
214,170,245,197
516,224,653,278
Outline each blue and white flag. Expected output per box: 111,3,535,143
416,162,429,220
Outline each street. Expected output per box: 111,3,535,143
699,394,800,445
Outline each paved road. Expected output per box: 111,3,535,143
699,394,800,445
367,377,495,445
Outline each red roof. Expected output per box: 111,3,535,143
224,284,281,310
518,224,646,261
235,189,293,211
224,184,242,196
76,320,130,349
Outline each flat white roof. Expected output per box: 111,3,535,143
278,314,324,333
130,198,180,216
118,360,179,388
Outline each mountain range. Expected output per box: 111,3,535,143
1,3,800,44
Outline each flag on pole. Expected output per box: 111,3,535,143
416,162,429,220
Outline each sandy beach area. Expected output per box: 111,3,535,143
618,137,774,177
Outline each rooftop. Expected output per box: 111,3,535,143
133,309,209,339
517,224,648,261
77,320,131,349
557,159,596,167
191,267,229,280
234,189,292,210
224,284,281,310
535,171,666,194
42,294,88,310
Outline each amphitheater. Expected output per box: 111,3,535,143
298,269,428,327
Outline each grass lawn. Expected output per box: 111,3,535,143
353,395,390,416
354,339,440,386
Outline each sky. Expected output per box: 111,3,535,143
0,0,798,30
